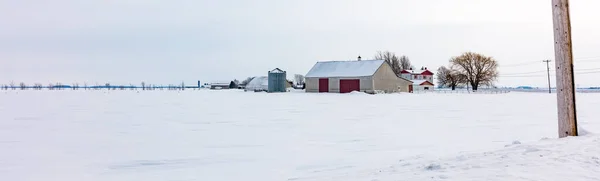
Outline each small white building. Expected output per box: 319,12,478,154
411,80,435,91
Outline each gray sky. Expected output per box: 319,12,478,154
1,0,600,87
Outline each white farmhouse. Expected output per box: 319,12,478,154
400,67,435,91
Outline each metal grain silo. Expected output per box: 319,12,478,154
268,68,287,93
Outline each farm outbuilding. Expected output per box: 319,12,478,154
411,80,435,91
305,59,413,93
268,68,287,92
210,82,230,90
245,76,268,92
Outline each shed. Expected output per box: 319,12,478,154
210,82,230,90
411,80,435,91
268,68,287,92
305,60,413,93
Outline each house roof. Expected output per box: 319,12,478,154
401,69,434,75
412,80,434,86
305,60,385,78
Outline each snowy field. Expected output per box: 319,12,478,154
1,90,600,181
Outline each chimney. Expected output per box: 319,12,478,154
357,55,362,61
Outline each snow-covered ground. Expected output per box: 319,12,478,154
1,90,599,181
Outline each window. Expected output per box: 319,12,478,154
424,87,430,90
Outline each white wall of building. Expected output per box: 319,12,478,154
413,84,435,91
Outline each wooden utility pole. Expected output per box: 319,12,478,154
552,0,578,138
543,60,552,94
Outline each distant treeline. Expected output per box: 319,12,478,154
0,82,204,90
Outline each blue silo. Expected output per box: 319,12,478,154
268,68,287,93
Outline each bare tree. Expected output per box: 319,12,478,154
374,51,403,75
9,81,15,90
399,55,413,70
141,82,146,90
450,52,498,91
33,83,42,90
294,74,305,85
19,82,26,90
436,66,466,90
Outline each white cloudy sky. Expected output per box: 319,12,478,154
1,0,600,87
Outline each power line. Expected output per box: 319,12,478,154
501,70,548,75
500,67,600,76
500,61,540,67
500,70,600,77
574,67,600,71
500,57,600,68
500,74,552,78
575,56,600,61
573,70,600,75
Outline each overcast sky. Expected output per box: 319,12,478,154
1,0,599,87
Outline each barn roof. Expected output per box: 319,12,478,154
211,82,230,86
305,60,385,78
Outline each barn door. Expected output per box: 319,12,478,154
409,85,413,93
339,79,360,93
319,78,329,92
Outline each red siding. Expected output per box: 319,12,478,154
409,85,413,93
319,78,329,92
339,79,360,93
